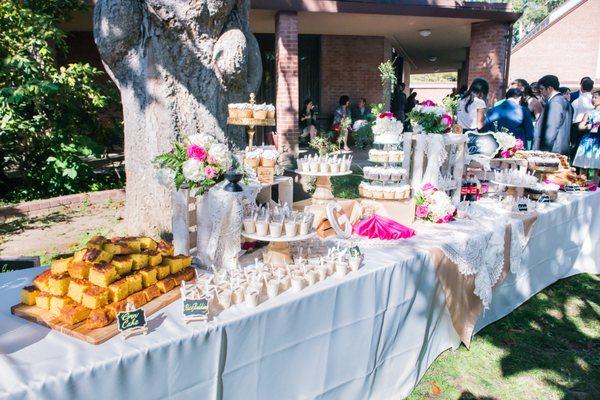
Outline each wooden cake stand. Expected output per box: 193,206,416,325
242,231,316,268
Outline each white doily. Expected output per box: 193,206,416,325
196,181,261,269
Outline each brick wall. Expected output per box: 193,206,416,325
320,35,387,118
275,12,300,157
509,0,600,88
468,21,511,105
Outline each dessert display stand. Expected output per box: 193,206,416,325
227,93,275,149
241,231,316,267
294,170,352,205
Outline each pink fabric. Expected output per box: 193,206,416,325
353,214,416,240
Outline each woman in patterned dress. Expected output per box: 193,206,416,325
573,89,600,180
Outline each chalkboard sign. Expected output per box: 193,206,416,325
564,184,581,192
183,299,208,318
117,307,147,333
518,203,528,212
538,194,550,203
467,132,500,158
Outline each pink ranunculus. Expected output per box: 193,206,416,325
500,149,511,158
514,139,524,150
187,145,207,161
416,205,429,218
420,100,436,107
379,111,395,119
207,155,217,164
443,214,454,223
422,183,435,191
204,165,216,179
441,114,453,126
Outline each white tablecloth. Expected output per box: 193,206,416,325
1,191,598,400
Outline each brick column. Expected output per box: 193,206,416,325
275,11,299,160
468,21,511,105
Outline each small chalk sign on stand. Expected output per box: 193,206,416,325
117,302,148,339
538,194,550,203
518,203,528,212
180,280,209,323
564,184,581,192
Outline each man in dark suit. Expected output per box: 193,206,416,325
534,75,573,155
394,83,407,122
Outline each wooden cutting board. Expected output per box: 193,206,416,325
11,286,184,345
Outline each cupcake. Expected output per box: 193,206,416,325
253,103,268,119
240,103,253,118
390,167,405,181
266,104,276,119
394,185,410,200
260,149,279,167
383,187,395,200
372,185,384,199
379,168,391,181
388,150,404,163
228,104,239,118
378,151,389,163
360,182,373,198
364,167,378,180
245,148,262,168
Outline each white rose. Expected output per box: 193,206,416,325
182,159,204,182
188,134,217,149
208,142,232,170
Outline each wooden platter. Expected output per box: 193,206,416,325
11,281,194,345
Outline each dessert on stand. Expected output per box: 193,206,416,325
227,93,276,149
295,154,353,204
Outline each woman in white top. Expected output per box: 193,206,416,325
457,78,489,131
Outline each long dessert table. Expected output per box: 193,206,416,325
0,191,598,400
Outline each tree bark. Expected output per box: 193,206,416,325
93,0,262,235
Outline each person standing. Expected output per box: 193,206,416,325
394,83,407,122
457,78,489,131
333,95,351,151
573,89,600,179
571,77,595,156
485,88,534,142
570,76,594,102
300,98,318,141
534,75,572,155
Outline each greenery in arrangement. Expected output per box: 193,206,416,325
408,273,600,399
0,0,122,203
309,135,339,156
378,58,397,103
353,123,374,149
442,94,460,118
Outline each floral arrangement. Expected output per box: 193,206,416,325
372,112,404,137
414,183,457,223
492,131,525,158
408,100,454,134
155,133,234,196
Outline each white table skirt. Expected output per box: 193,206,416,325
1,191,598,400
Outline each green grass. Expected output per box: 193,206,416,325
407,274,600,399
331,167,363,199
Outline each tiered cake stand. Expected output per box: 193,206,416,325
361,141,408,200
294,170,352,204
227,93,275,149
241,231,316,267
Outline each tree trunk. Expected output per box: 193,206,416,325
93,0,262,235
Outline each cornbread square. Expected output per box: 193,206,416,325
156,263,170,280
156,277,176,294
102,241,132,255
130,253,149,271
86,309,112,329
59,304,91,325
105,299,127,320
48,272,70,296
33,269,52,292
82,248,112,264
144,250,163,266
111,255,133,276
67,278,91,303
21,286,40,306
72,248,88,262
126,292,147,308
142,285,161,302
125,273,143,294
35,292,52,310
163,255,191,274
108,278,129,303
50,295,73,316
122,237,142,253
140,266,158,288
50,257,72,274
157,240,174,256
173,267,195,285
86,235,108,250
81,286,109,309
139,237,157,251
88,263,118,288
67,261,92,279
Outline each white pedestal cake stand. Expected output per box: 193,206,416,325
242,231,316,267
294,170,352,204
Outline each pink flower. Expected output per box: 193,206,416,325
500,149,511,158
416,205,429,218
187,145,207,161
379,111,394,119
420,100,436,107
422,183,435,191
443,214,454,223
441,114,453,126
204,165,216,179
514,139,524,150
207,155,217,164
